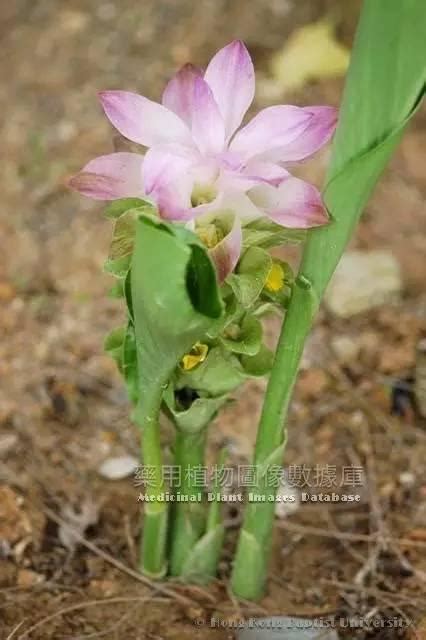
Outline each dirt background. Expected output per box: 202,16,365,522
1,1,425,638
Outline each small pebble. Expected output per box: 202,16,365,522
275,483,300,519
331,335,360,364
298,368,329,399
98,455,138,480
0,434,18,457
325,250,402,318
399,472,416,488
17,569,44,589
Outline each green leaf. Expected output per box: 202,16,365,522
106,205,158,278
302,0,426,300
104,323,139,404
231,0,426,601
204,287,239,340
253,302,282,318
220,314,263,356
131,215,223,408
104,326,126,370
187,346,246,393
122,322,139,404
227,246,272,308
176,346,245,396
179,446,227,583
164,390,229,434
180,524,225,584
104,212,137,278
109,210,138,261
108,280,125,299
103,255,131,278
243,219,306,249
104,197,155,219
240,344,274,377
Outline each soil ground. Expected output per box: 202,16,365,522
1,1,425,638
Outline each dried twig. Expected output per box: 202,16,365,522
123,514,138,569
276,520,426,549
68,602,139,640
41,506,193,607
321,578,418,624
16,596,168,640
6,620,26,640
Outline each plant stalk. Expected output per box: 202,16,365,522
231,0,425,600
135,384,168,578
199,447,227,579
230,279,317,599
169,429,207,576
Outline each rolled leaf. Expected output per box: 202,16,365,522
131,215,223,405
232,0,426,600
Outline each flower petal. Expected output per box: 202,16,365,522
149,175,194,221
204,40,255,139
230,106,313,160
218,163,289,193
143,144,198,194
191,77,225,154
153,188,222,223
241,161,290,187
143,145,223,220
209,215,242,283
68,152,144,200
275,106,338,162
223,190,264,223
98,90,192,147
142,146,196,220
249,177,329,228
162,63,203,126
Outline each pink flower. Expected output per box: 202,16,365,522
69,41,337,278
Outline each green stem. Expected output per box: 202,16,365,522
200,447,227,579
232,0,425,599
206,447,227,532
170,446,227,583
135,383,168,578
230,279,317,599
169,429,207,576
231,0,424,600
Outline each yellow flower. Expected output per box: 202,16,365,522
265,263,285,293
196,224,219,249
181,342,209,371
196,222,224,249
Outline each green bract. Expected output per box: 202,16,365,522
242,218,306,249
228,246,272,307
